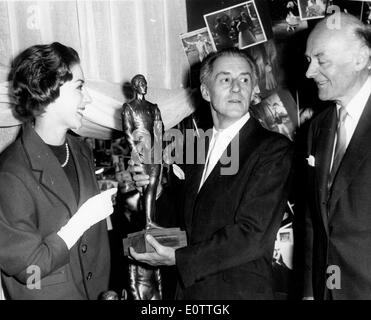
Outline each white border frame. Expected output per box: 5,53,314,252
203,0,267,51
179,27,216,65
298,0,326,21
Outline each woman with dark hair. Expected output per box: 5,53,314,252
0,42,117,300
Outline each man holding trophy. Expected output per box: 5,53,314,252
127,49,293,300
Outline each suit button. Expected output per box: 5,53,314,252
81,244,87,253
86,272,92,280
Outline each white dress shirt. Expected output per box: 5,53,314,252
199,112,250,191
330,76,371,170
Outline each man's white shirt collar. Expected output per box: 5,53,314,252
213,111,251,142
338,76,371,124
199,112,250,191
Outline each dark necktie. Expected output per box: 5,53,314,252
328,106,348,191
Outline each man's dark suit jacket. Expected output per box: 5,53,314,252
175,117,293,299
0,124,110,299
305,94,371,299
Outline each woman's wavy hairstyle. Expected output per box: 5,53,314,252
10,42,80,121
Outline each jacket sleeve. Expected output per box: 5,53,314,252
176,136,293,288
0,172,69,284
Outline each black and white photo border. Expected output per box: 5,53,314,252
179,27,216,66
203,0,267,51
298,0,326,21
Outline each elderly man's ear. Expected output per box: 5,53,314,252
200,83,210,102
355,45,371,71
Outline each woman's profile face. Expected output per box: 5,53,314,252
47,63,91,130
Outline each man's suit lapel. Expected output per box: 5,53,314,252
183,163,203,231
197,148,221,196
329,94,371,213
182,130,211,230
196,118,256,204
183,127,215,231
22,124,77,216
184,117,255,230
314,106,337,233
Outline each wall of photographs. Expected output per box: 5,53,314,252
182,0,371,299
183,0,371,126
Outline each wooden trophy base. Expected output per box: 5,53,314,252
123,227,187,256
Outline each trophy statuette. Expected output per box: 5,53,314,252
121,74,187,257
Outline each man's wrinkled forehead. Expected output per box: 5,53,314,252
305,30,329,57
212,54,256,80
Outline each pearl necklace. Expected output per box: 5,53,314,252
61,142,70,168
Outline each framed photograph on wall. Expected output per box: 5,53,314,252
268,0,308,39
247,39,281,97
180,27,216,67
298,0,326,20
249,89,298,141
203,0,267,51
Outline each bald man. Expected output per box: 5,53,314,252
304,13,371,299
